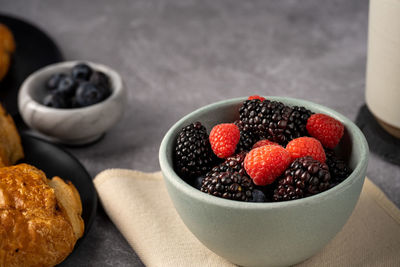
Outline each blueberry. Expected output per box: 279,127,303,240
75,82,106,107
193,176,205,190
98,85,111,100
46,73,66,90
71,63,92,81
42,93,69,109
251,190,266,202
57,76,77,96
90,71,111,98
90,71,110,88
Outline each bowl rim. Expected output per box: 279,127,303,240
159,96,369,209
18,60,124,114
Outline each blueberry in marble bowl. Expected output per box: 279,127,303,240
41,63,111,109
18,61,125,145
71,63,93,81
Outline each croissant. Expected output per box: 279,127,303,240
0,164,84,267
0,23,15,81
0,104,24,167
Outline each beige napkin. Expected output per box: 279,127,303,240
94,170,400,266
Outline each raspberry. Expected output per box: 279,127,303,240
252,139,280,149
286,137,326,163
244,145,291,185
248,95,266,101
209,123,240,158
306,114,344,149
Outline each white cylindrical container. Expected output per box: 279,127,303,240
366,0,400,138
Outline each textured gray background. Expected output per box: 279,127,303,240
1,0,399,266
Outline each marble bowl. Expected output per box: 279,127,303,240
18,61,125,145
159,97,369,267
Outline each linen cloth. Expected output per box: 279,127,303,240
94,170,400,266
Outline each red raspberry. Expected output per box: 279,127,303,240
286,137,326,163
252,139,280,149
248,95,266,101
209,123,240,158
306,113,344,149
244,145,291,185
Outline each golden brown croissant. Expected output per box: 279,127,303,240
0,104,24,167
0,164,84,267
0,23,15,81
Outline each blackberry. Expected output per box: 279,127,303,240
235,120,259,152
325,150,352,187
239,99,313,145
200,152,258,202
174,122,216,179
272,156,331,201
209,152,247,175
201,171,254,201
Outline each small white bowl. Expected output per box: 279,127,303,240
18,61,125,145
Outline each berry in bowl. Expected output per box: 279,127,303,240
18,61,125,145
42,63,111,109
159,96,368,266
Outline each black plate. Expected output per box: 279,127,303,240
0,14,63,116
18,133,97,253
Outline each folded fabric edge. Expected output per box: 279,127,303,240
93,169,162,187
93,169,400,225
365,178,400,225
93,170,400,225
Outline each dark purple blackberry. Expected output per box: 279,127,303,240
325,150,352,187
209,152,247,175
200,153,267,202
239,99,313,145
234,120,259,152
272,156,331,201
201,171,254,201
174,122,216,179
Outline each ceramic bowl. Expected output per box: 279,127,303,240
18,61,125,145
159,97,369,267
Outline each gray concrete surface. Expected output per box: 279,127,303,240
1,0,399,266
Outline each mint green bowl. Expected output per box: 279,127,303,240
159,97,368,267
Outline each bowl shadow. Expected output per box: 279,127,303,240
355,104,400,166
